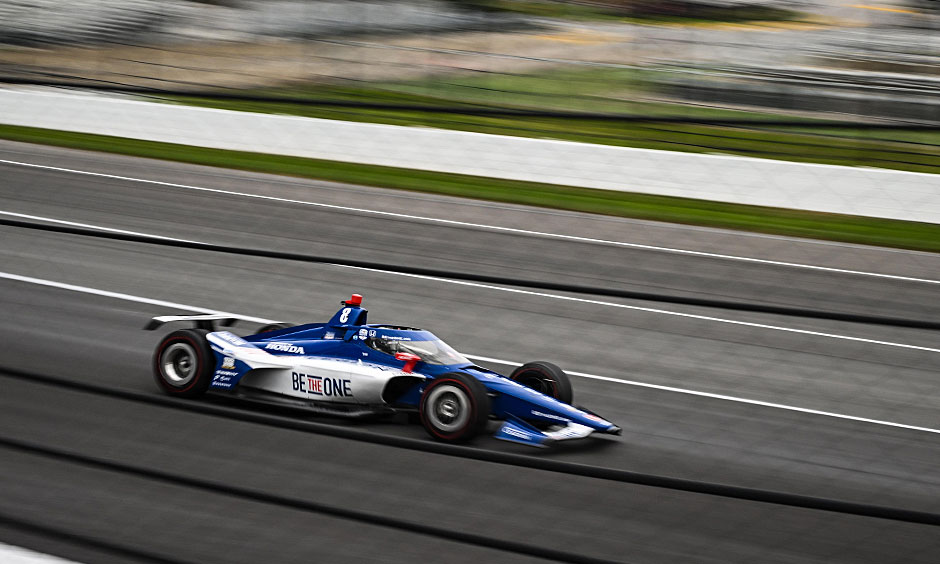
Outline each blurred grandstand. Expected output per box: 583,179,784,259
0,1,936,125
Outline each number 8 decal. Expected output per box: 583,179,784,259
339,308,351,323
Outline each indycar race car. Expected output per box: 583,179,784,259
146,294,620,447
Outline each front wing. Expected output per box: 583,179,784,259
482,377,621,447
494,416,600,447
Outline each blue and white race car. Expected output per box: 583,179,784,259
146,294,620,447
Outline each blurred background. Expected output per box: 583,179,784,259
2,3,940,564
0,0,937,171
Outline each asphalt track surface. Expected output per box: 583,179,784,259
1,139,939,563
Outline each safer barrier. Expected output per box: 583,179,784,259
1,89,938,223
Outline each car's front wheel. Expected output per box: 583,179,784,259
509,361,573,404
419,372,490,443
152,329,214,397
255,322,293,335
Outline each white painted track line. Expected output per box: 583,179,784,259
0,272,276,325
345,266,940,354
5,212,940,355
0,543,83,564
465,355,940,435
0,211,197,243
2,158,938,285
2,270,939,436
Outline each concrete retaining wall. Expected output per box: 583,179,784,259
2,89,937,223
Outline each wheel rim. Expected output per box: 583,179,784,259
425,384,470,433
161,342,198,387
517,373,553,396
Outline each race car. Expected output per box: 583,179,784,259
146,294,620,447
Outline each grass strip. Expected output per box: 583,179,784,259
1,123,938,253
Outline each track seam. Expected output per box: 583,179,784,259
3,368,939,527
0,511,195,564
0,435,618,564
3,217,937,330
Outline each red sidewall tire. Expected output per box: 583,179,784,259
419,373,489,443
152,329,214,397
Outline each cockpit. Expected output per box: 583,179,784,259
363,334,469,366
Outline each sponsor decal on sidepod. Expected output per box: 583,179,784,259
265,342,305,354
291,371,353,397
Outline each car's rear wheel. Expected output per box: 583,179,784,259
153,329,214,397
419,373,490,443
509,361,573,404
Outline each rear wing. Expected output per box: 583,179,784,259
144,314,245,331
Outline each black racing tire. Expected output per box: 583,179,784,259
255,323,294,335
152,329,215,397
509,361,573,405
419,372,490,443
